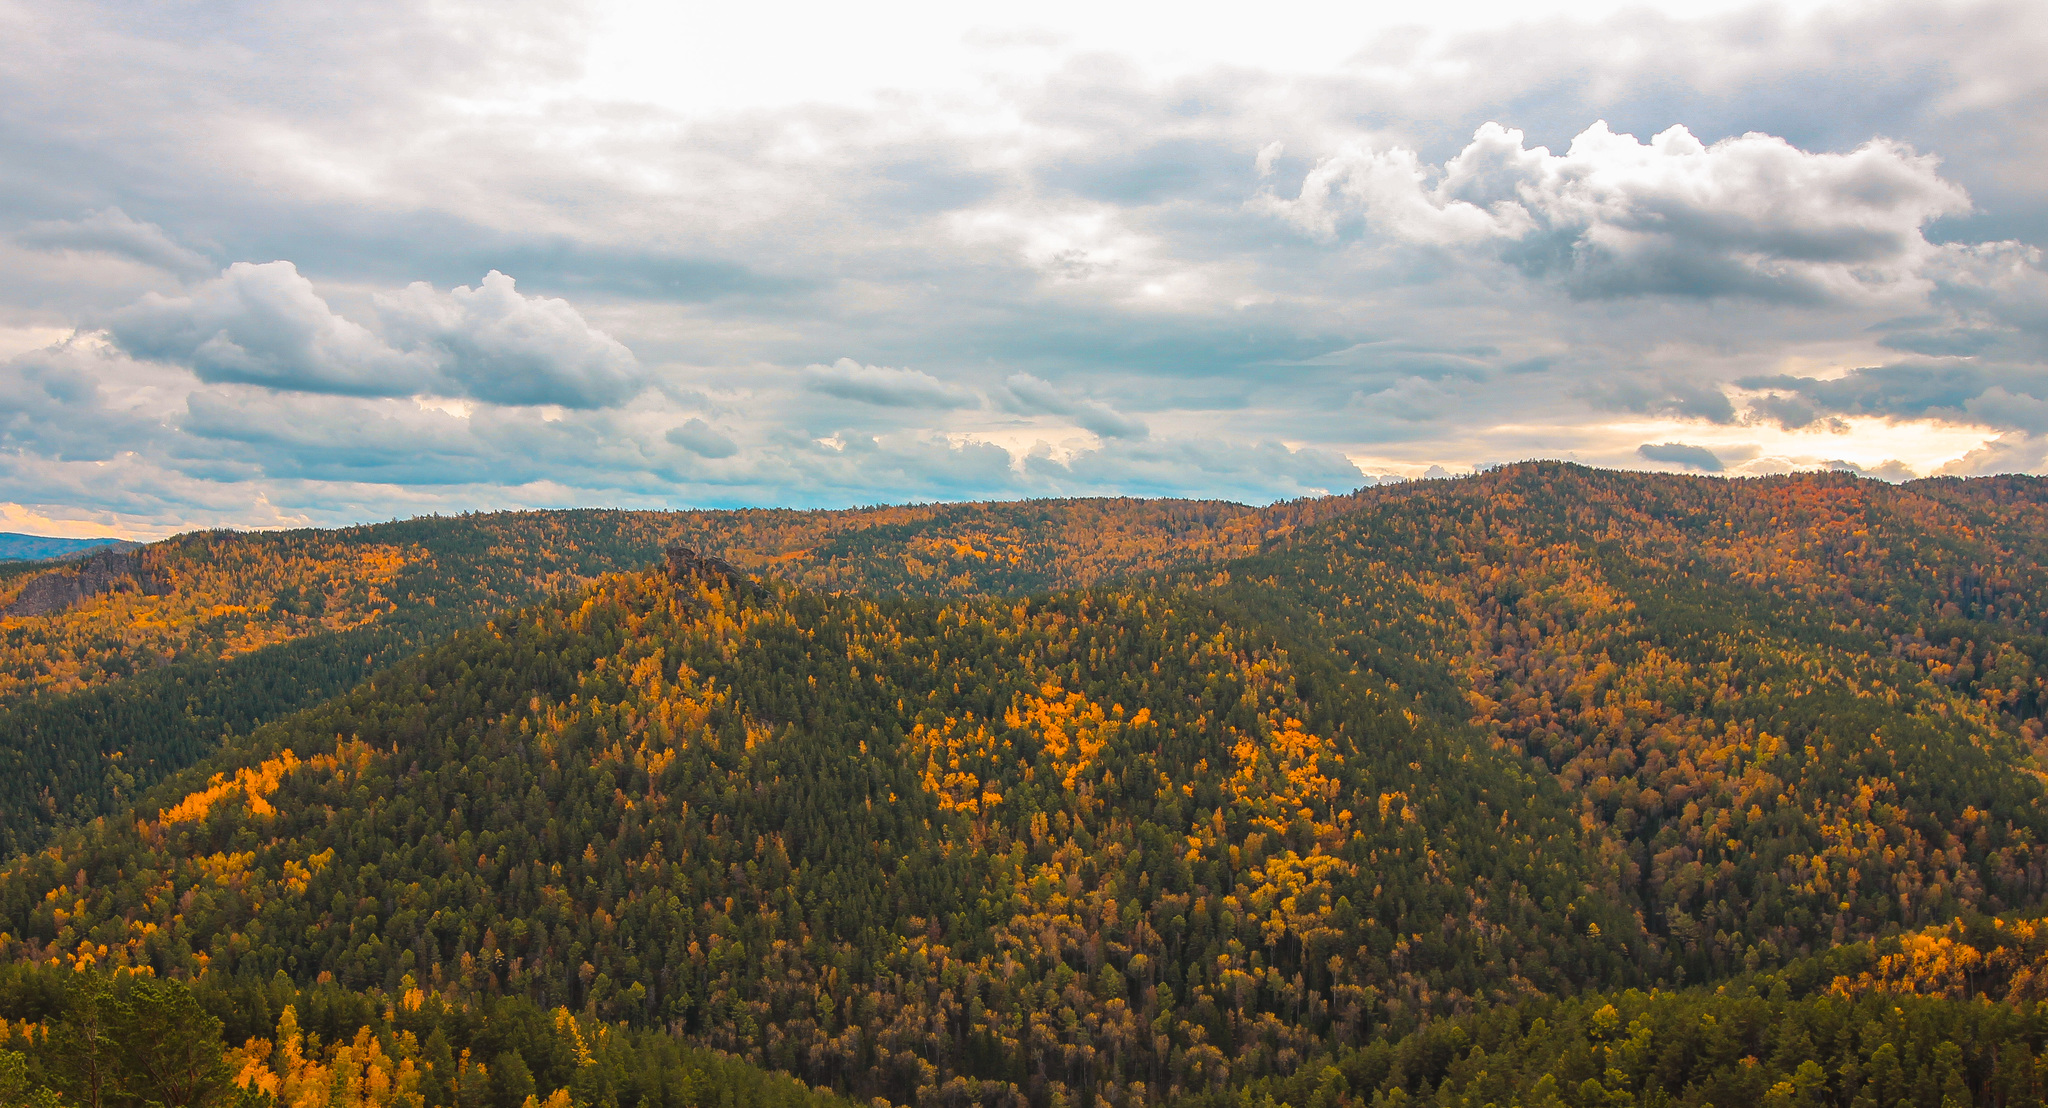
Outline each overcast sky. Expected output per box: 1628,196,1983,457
2,0,2044,535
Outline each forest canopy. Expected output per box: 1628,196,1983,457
6,464,2048,1108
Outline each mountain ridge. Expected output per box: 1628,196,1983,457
0,532,129,564
9,463,2048,1108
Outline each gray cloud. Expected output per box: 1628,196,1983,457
0,328,1379,529
1042,139,1252,206
1877,327,2005,357
804,359,977,409
1920,242,2048,350
0,343,169,462
1585,378,1740,424
1001,373,1148,439
1732,355,2048,447
666,418,739,458
179,390,501,485
1827,458,1920,481
1737,364,2013,428
15,208,213,275
1636,442,1725,472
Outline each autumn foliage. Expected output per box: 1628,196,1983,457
5,464,2048,1108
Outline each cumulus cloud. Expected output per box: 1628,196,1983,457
1001,373,1148,439
15,208,214,275
804,358,977,409
101,263,644,408
104,262,430,395
1636,442,1725,472
1265,121,1973,301
374,271,645,407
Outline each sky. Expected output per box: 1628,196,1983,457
2,0,2045,536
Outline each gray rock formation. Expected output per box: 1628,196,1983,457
663,543,755,596
1,547,167,618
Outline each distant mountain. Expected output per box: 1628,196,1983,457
0,530,127,562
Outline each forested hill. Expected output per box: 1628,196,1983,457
0,497,1337,853
9,464,2048,1108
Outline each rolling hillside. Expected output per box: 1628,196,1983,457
8,465,2048,1108
0,498,1329,854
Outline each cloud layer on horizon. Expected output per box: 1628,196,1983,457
1,0,2046,536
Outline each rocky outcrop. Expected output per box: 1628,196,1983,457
1,548,167,618
663,543,756,595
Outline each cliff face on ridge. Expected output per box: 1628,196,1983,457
0,546,164,617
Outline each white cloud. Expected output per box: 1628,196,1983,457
104,262,430,396
1264,121,1973,300
1265,141,1522,245
375,271,646,408
101,263,645,408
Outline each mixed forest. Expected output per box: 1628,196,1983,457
6,464,2048,1108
